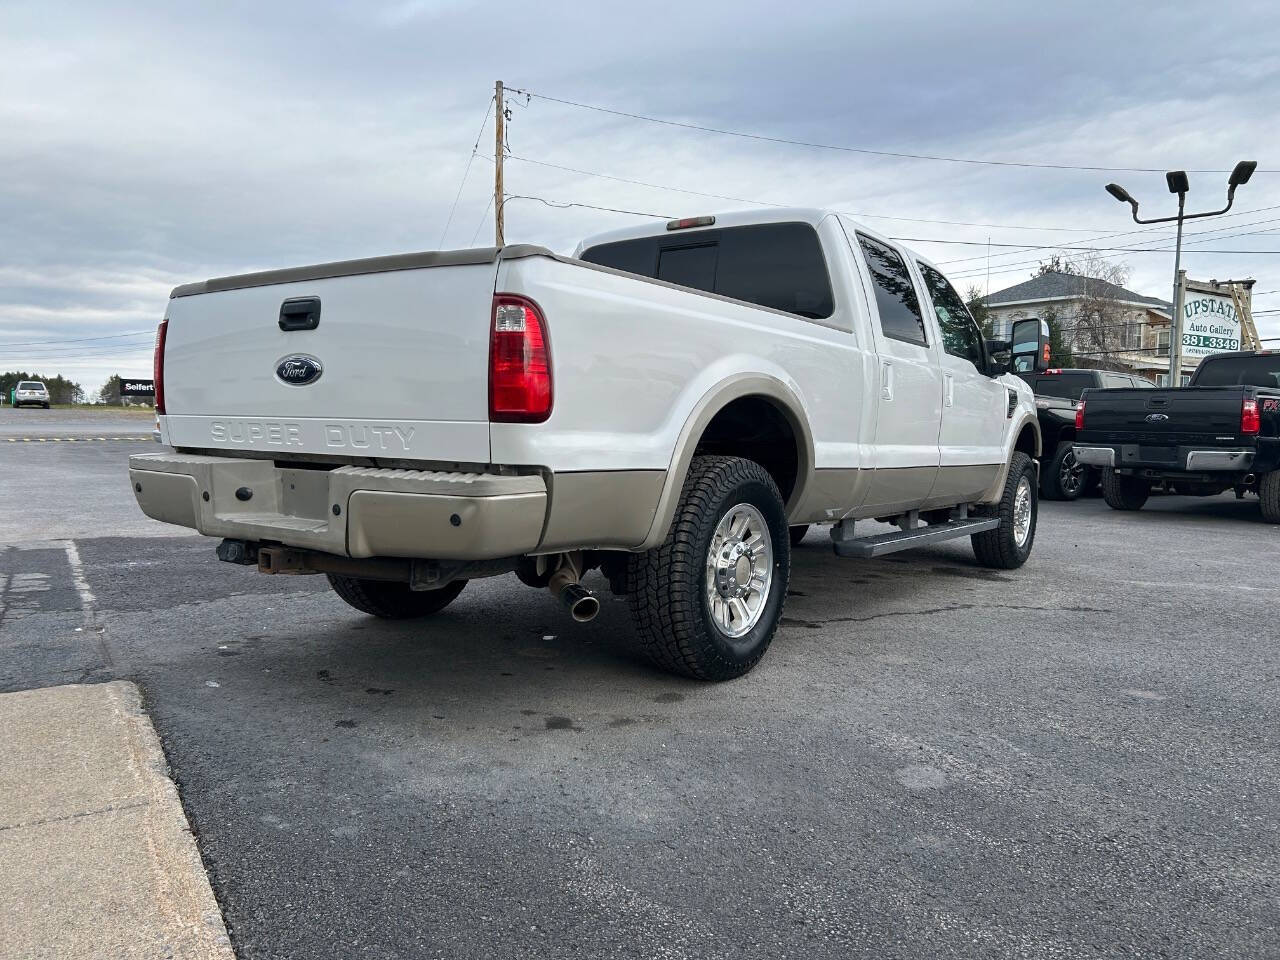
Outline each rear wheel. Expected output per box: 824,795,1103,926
971,451,1037,569
1260,472,1280,524
327,576,466,619
626,455,789,681
1041,441,1085,501
1102,469,1150,511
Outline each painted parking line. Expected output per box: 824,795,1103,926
4,437,152,443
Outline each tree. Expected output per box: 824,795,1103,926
1034,253,1136,369
98,374,123,404
1041,305,1075,368
964,285,995,338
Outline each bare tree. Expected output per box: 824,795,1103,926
1035,254,1139,369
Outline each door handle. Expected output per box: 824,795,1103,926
279,297,321,331
880,361,893,401
944,373,954,407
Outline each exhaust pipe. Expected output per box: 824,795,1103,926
558,582,601,622
547,552,600,623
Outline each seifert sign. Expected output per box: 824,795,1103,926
1180,288,1240,359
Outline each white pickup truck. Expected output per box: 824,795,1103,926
130,208,1047,680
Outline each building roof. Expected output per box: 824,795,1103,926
984,271,1170,310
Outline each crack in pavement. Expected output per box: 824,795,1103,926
782,602,1112,629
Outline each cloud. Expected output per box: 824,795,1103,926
1,0,1278,393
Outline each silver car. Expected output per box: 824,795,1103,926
12,380,51,408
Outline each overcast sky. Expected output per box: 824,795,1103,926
3,0,1279,392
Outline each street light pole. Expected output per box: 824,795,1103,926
1170,190,1186,384
1104,160,1256,386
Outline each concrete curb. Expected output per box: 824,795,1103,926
0,681,234,959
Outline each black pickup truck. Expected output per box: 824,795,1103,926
1017,368,1155,500
1074,350,1280,521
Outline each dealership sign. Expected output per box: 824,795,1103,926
1180,287,1241,359
121,379,155,398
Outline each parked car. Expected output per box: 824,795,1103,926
129,208,1046,680
1075,350,1280,521
1016,368,1154,500
11,381,51,408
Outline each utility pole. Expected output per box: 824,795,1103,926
494,80,505,247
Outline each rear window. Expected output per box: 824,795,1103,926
18,381,43,390
1031,373,1096,401
580,222,835,319
1192,355,1280,388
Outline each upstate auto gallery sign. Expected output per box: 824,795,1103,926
1180,288,1241,358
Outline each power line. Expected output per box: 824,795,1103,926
936,203,1280,267
508,154,1118,233
468,195,496,246
438,96,496,247
0,329,153,348
894,236,1280,254
509,86,1268,175
501,194,673,220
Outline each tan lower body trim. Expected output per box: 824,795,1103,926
537,470,666,552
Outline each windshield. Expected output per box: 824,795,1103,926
1193,355,1280,388
18,382,44,390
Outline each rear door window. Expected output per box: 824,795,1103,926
580,221,834,319
855,234,927,346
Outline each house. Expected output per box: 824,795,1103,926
983,272,1190,386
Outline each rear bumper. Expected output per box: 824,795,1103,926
129,453,547,560
1074,445,1255,472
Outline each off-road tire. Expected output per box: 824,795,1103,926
1041,441,1084,501
1102,469,1150,511
971,451,1037,569
327,576,466,619
789,525,810,547
626,455,789,681
1260,471,1280,524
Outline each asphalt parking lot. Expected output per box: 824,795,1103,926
2,412,1278,960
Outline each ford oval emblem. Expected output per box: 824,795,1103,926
275,354,323,386
1145,413,1169,423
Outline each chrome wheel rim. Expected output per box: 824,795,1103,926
705,503,773,639
1013,476,1034,548
1060,448,1084,496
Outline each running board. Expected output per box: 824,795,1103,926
831,518,999,558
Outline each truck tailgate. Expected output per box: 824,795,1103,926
161,256,498,463
1081,386,1248,445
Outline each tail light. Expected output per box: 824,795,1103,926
1075,399,1086,431
1241,397,1260,435
489,294,552,423
153,319,168,415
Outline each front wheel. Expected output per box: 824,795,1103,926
1041,441,1084,501
971,451,1037,569
1101,469,1150,511
327,576,467,619
626,455,789,681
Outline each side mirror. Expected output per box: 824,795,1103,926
1010,318,1051,373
